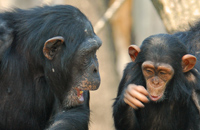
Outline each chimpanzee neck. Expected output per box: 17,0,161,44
136,100,190,130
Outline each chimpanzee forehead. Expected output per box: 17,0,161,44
77,35,102,53
142,61,173,69
83,21,93,35
76,20,102,52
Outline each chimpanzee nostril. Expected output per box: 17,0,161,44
93,68,97,73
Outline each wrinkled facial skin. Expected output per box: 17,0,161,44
72,35,102,91
63,23,102,107
64,35,101,107
142,61,174,102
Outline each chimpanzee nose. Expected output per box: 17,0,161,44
93,68,98,73
152,77,159,85
92,64,99,76
91,62,100,79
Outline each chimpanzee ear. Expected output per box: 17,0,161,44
43,36,64,60
182,54,197,72
128,45,141,62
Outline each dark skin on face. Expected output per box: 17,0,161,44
124,45,196,109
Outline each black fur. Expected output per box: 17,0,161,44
0,5,101,130
113,33,200,130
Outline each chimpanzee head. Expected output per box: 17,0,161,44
128,34,196,102
41,6,102,107
14,5,102,108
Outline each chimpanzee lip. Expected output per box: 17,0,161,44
149,94,163,101
75,88,84,102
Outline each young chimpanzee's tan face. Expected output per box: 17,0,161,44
128,38,197,103
142,61,174,101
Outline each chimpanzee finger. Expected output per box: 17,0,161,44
124,93,144,108
134,85,149,96
124,98,138,109
127,89,149,103
124,97,138,110
127,85,149,103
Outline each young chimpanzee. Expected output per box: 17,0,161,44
0,5,102,130
113,34,200,130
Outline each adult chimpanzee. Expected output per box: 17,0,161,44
0,5,102,130
113,33,200,130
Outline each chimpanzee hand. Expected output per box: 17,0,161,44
124,84,149,109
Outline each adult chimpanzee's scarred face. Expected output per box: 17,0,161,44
69,33,102,106
72,32,102,91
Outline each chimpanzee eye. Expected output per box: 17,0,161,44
145,68,154,74
159,71,167,75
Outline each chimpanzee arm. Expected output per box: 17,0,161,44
113,94,139,130
113,63,139,130
47,91,90,130
47,106,89,130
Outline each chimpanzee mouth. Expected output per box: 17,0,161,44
75,88,84,102
149,94,163,101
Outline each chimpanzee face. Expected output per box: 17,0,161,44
69,33,101,106
142,61,174,101
72,35,101,91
